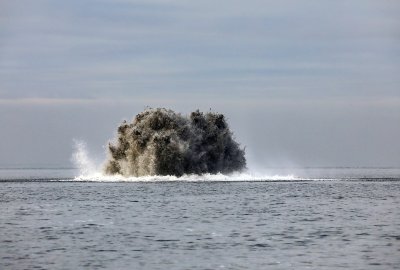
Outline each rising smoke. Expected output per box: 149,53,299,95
105,108,246,177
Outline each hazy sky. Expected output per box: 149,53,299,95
1,0,399,168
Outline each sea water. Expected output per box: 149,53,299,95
1,168,399,269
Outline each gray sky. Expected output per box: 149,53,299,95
1,0,399,168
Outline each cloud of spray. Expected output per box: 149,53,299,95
104,108,246,177
72,139,96,176
70,133,299,182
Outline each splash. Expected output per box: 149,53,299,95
71,139,299,182
72,139,97,176
71,109,300,182
104,108,246,177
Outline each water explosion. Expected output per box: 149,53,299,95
105,108,246,177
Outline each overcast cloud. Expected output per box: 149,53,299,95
0,0,399,168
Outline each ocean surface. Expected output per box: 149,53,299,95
1,168,399,269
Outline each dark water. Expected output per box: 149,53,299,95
1,169,400,269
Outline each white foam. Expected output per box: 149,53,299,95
74,171,301,182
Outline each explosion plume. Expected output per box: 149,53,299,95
105,108,246,177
